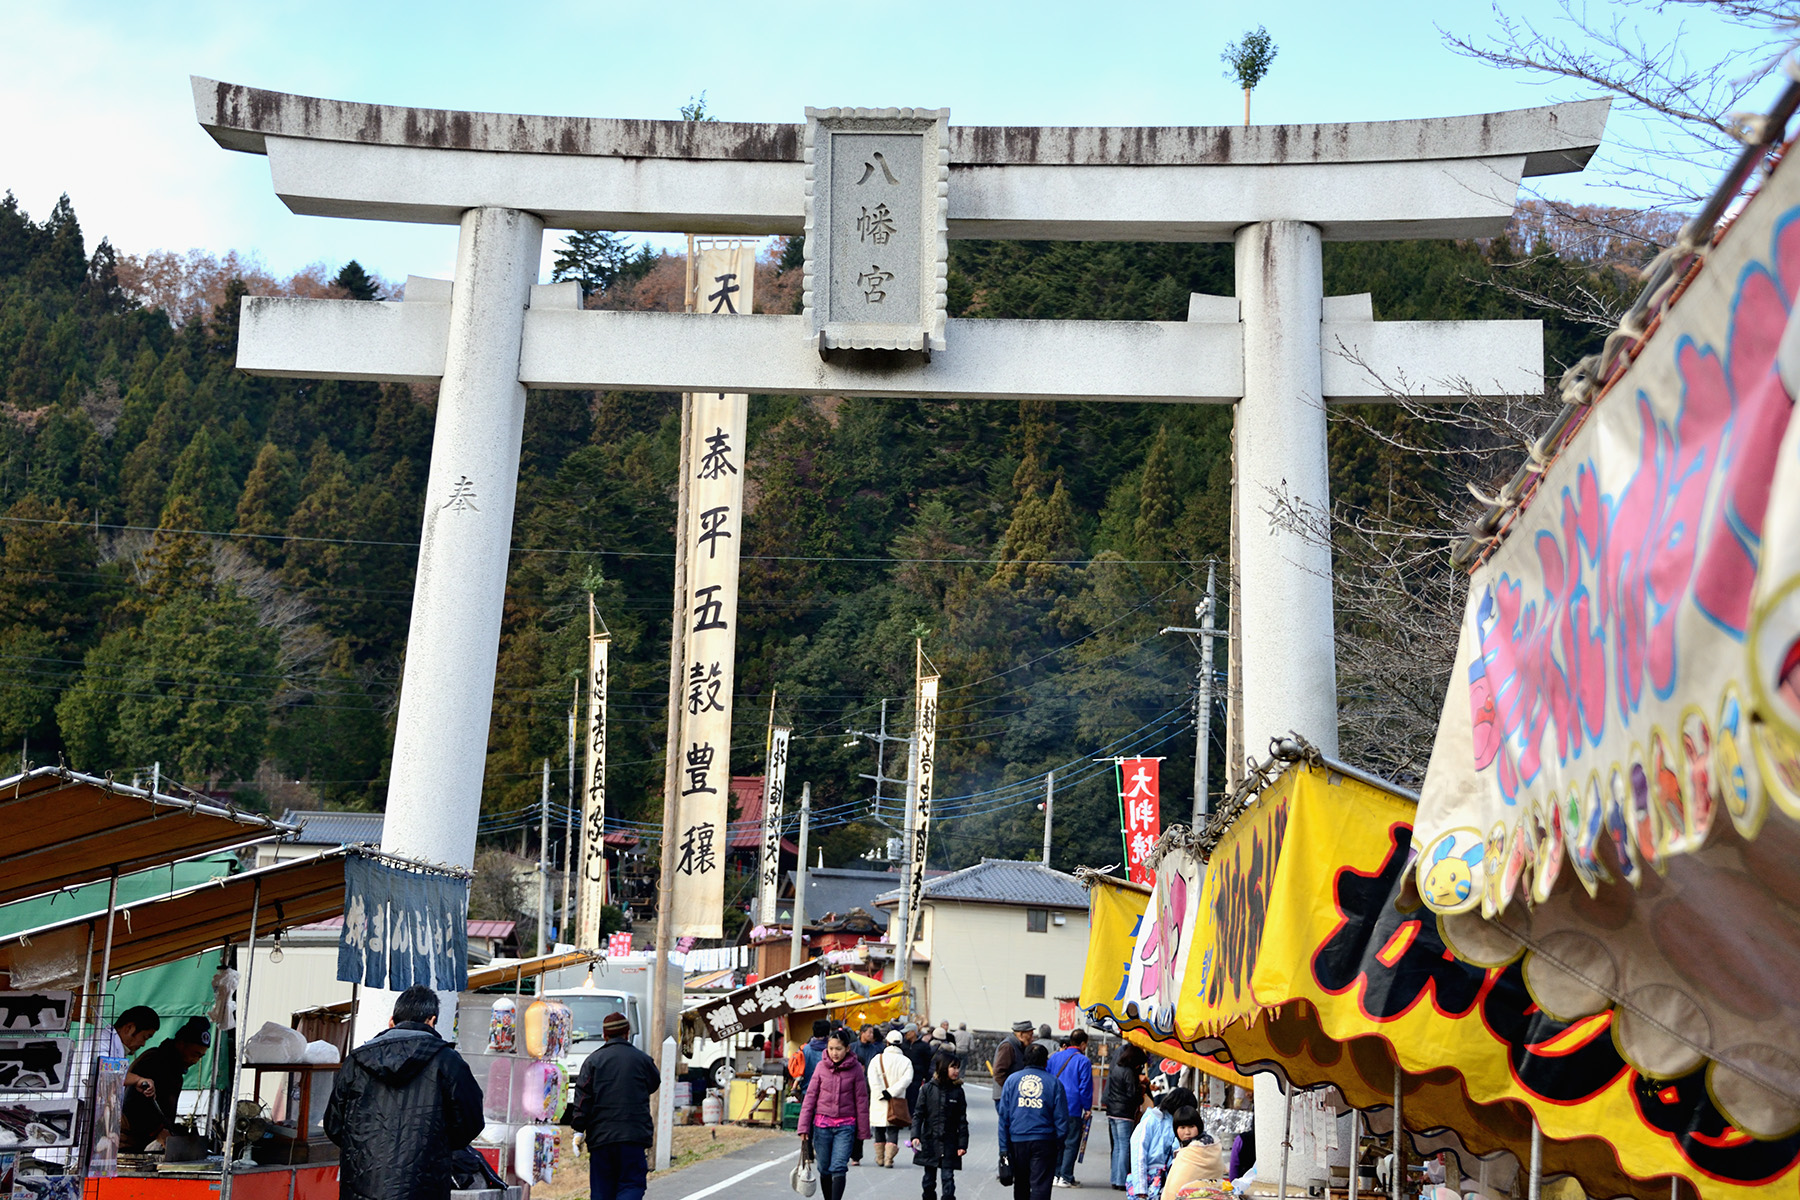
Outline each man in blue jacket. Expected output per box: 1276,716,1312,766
1046,1030,1094,1187
999,1043,1070,1200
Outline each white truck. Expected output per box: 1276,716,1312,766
456,955,763,1090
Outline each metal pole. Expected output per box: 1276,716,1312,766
650,280,697,1168
1042,770,1054,865
790,783,811,970
1528,1117,1542,1200
563,685,577,933
1391,1067,1403,1200
1347,1109,1359,1200
220,879,261,1200
538,758,551,956
1195,563,1217,825
151,761,160,795
96,868,119,998
1277,1084,1293,1200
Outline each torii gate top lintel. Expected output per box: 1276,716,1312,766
191,76,1609,241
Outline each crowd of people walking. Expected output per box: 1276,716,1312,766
793,1014,1234,1200
312,993,1225,1200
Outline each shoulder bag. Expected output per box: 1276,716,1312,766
878,1053,912,1127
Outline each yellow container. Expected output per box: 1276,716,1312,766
727,1078,760,1121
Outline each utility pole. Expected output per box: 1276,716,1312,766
537,757,550,956
562,684,576,935
790,783,811,972
847,700,912,834
1041,771,1054,865
1161,563,1229,826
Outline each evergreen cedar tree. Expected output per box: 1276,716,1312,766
0,191,1622,911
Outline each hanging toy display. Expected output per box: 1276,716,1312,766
514,1124,559,1185
551,1061,570,1123
520,1059,564,1122
523,998,573,1060
544,1000,573,1060
487,997,517,1054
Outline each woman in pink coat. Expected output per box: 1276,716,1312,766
800,1030,872,1200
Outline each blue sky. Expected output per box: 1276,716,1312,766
2,1,1782,284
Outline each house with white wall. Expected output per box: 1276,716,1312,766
876,859,1090,1034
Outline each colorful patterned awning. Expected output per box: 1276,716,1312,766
1082,764,1800,1200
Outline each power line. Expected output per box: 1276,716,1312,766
0,513,1200,568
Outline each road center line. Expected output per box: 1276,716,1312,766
674,1149,800,1200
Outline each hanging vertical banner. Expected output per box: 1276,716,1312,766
576,623,611,949
904,668,940,938
1119,758,1161,885
757,725,792,926
672,241,756,939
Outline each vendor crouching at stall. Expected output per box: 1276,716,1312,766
121,1016,212,1153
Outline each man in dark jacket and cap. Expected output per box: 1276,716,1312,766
325,986,483,1200
990,1020,1035,1110
566,1011,660,1200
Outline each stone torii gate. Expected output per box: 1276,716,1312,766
192,78,1605,1050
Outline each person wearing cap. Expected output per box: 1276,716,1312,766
867,1029,916,1167
326,986,484,1200
565,1009,661,1200
990,1021,1036,1109
121,1015,212,1153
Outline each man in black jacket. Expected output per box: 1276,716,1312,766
565,1011,660,1200
324,987,483,1200
990,1020,1035,1111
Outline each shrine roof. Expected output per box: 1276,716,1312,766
194,77,1607,177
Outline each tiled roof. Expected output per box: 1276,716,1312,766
875,859,1089,909
799,867,898,931
278,810,386,845
726,776,799,854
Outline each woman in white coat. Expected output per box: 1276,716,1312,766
867,1029,915,1167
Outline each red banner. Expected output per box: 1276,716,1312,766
1119,758,1160,885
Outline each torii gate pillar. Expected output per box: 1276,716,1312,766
1235,219,1339,757
367,206,541,1038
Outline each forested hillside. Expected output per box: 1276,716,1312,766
0,188,1624,882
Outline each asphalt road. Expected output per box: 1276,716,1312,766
646,1085,1117,1200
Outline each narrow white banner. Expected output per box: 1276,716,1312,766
905,673,940,938
576,631,610,949
672,241,756,938
758,726,792,926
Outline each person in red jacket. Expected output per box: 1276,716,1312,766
799,1030,873,1200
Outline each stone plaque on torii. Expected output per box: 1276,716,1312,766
191,78,1607,1053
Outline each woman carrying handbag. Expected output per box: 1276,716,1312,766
799,1031,872,1200
909,1052,970,1200
867,1030,915,1166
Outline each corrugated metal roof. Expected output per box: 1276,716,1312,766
875,859,1089,909
279,809,387,845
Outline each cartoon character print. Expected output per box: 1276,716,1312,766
1648,732,1690,856
1627,753,1662,873
1420,832,1485,910
1680,708,1718,848
1717,688,1762,836
1532,799,1563,904
1604,768,1642,885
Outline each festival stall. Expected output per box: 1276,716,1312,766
0,837,470,1200
1404,67,1800,1200
0,769,298,1200
1083,755,1800,1200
